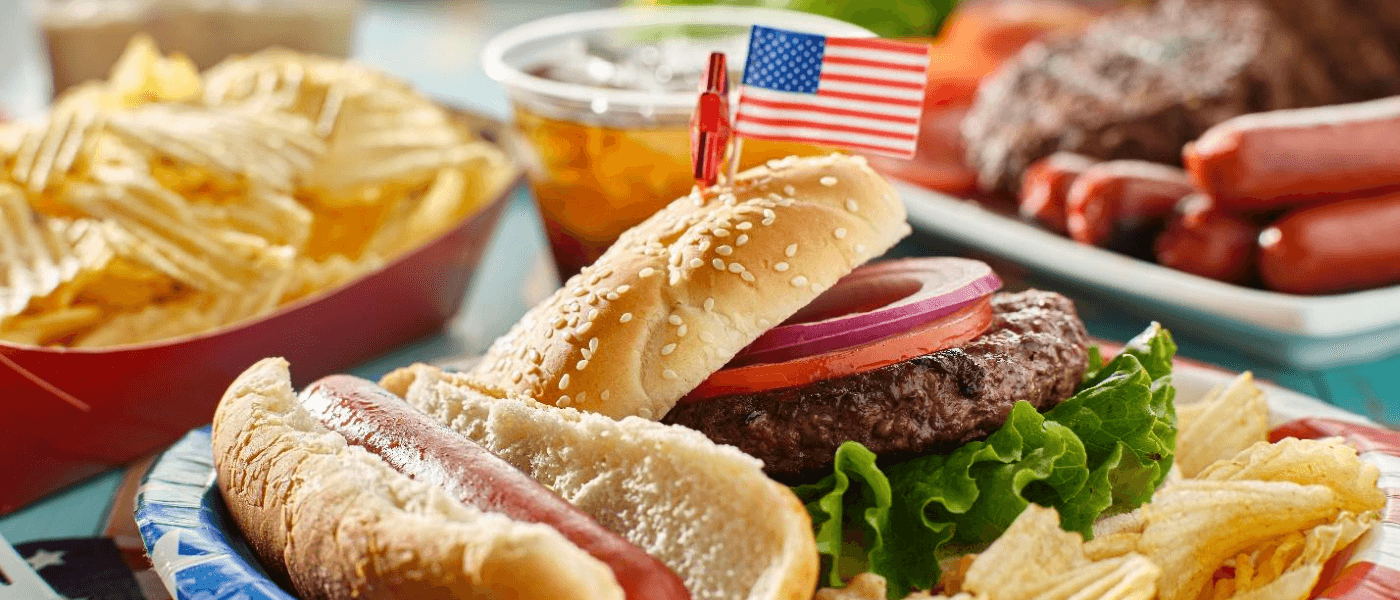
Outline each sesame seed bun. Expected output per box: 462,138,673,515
472,153,910,420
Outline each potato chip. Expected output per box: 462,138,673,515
1196,437,1386,514
1139,479,1341,600
963,505,1089,599
1175,372,1271,477
1,41,510,348
0,304,105,346
1021,554,1158,600
106,34,201,107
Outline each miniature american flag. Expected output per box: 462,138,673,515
734,25,930,159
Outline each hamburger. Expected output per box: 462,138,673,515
467,153,1177,597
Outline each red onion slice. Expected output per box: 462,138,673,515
730,258,1001,367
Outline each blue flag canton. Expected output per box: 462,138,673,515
742,25,825,94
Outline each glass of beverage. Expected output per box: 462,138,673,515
483,6,874,280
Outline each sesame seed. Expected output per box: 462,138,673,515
511,372,522,383
639,407,654,418
588,309,598,320
620,313,633,323
758,318,771,327
617,285,631,294
855,244,866,253
576,391,587,403
713,258,726,270
589,338,599,351
785,244,798,257
791,275,808,287
677,325,688,336
573,287,588,297
701,332,715,343
639,267,656,278
736,234,749,245
559,374,570,389
714,228,730,237
723,196,736,206
576,321,592,335
846,199,859,212
661,343,676,356
689,257,703,268
767,159,784,168
669,315,683,325
774,262,789,272
834,228,848,239
576,359,589,370
669,271,681,286
529,349,541,362
716,245,733,256
741,271,756,282
553,318,567,329
764,209,776,219
784,184,797,195
704,297,715,311
581,348,593,360
699,239,711,251
559,395,571,407
587,273,601,285
768,192,783,201
820,176,838,187
601,390,611,400
728,262,744,273
606,291,620,301
737,222,753,230
663,370,678,380
762,218,775,226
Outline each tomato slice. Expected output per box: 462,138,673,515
681,296,993,402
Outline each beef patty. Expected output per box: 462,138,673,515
661,290,1090,482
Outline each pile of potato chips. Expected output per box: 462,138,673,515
0,35,512,347
818,373,1387,600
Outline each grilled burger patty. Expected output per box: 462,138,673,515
662,290,1090,482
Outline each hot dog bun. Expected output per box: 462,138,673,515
211,358,625,600
380,364,819,600
470,153,909,420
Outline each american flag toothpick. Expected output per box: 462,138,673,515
734,26,931,159
690,52,732,191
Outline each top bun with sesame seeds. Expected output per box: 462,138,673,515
470,153,910,420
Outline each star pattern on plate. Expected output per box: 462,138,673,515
24,548,65,571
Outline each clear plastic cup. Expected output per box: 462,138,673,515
483,6,874,279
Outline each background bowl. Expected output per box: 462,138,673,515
0,108,522,515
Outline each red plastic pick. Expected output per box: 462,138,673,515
690,52,732,190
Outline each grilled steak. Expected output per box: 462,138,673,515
661,290,1089,482
962,0,1338,193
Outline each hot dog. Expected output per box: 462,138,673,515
1065,161,1195,248
1019,152,1096,234
300,375,690,600
1154,195,1259,285
1258,190,1400,294
1186,96,1400,210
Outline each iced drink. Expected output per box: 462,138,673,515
484,7,873,279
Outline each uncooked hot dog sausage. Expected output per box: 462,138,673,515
1019,152,1096,234
1066,161,1195,247
301,375,691,600
1257,191,1400,294
1186,97,1400,210
1154,195,1258,285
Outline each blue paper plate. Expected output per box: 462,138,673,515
133,426,295,600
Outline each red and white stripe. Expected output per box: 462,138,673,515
1274,418,1400,600
735,38,929,158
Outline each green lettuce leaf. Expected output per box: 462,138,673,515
794,324,1178,599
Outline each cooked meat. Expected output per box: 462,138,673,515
660,290,1089,482
1347,0,1400,44
962,0,1338,193
1187,0,1400,102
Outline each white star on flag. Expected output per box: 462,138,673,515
24,548,65,571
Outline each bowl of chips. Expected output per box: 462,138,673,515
0,37,522,513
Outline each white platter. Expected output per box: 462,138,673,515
897,182,1400,369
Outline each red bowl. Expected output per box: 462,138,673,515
0,110,521,515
